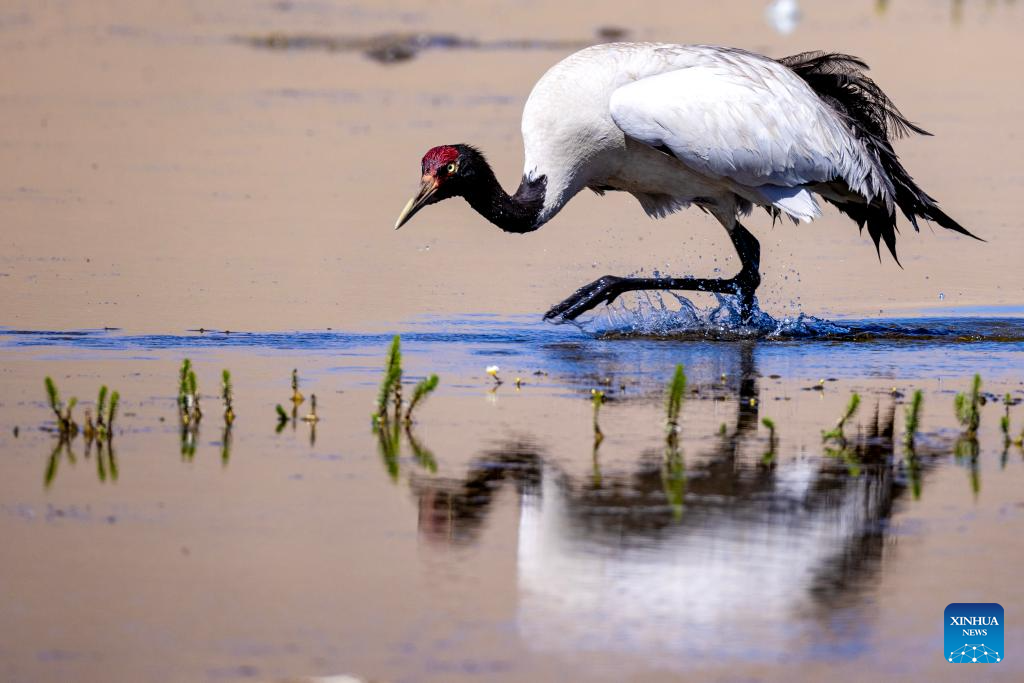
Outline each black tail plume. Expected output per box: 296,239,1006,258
779,51,981,262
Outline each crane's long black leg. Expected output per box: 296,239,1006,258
544,221,761,322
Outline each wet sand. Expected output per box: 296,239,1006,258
0,1,1022,331
2,1,1024,682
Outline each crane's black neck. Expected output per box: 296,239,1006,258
461,161,547,234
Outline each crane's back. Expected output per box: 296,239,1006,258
520,43,837,220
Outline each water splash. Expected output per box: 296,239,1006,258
570,291,851,340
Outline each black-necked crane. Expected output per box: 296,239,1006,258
395,44,979,321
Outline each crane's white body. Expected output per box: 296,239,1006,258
521,43,889,228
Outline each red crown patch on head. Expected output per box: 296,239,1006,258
422,145,459,172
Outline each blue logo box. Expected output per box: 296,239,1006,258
945,603,1004,663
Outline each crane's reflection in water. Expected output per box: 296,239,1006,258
409,345,931,661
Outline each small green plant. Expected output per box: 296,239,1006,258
904,389,923,447
178,359,202,426
106,390,119,436
405,374,439,424
823,393,860,442
222,370,235,426
369,335,443,478
375,335,403,422
85,385,119,441
954,374,982,437
291,368,304,405
999,392,1012,446
665,364,686,433
178,359,190,406
96,385,108,431
44,376,78,436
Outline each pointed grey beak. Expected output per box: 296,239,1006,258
395,177,438,230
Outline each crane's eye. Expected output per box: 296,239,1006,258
446,163,457,174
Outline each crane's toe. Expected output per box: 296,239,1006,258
544,275,624,322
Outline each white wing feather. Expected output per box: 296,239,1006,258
608,60,886,215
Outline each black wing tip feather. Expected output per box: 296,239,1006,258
926,204,985,242
778,50,929,141
784,50,983,257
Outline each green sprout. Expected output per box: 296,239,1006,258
45,376,59,413
405,374,439,424
85,385,119,441
953,373,982,437
375,335,403,421
107,390,119,435
178,359,202,426
665,364,686,432
222,369,235,426
823,393,860,442
904,389,923,447
178,359,191,407
44,376,78,436
97,385,108,430
291,368,304,405
188,369,200,421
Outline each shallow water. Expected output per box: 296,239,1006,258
2,314,1024,682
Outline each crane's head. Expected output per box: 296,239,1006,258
395,144,486,229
